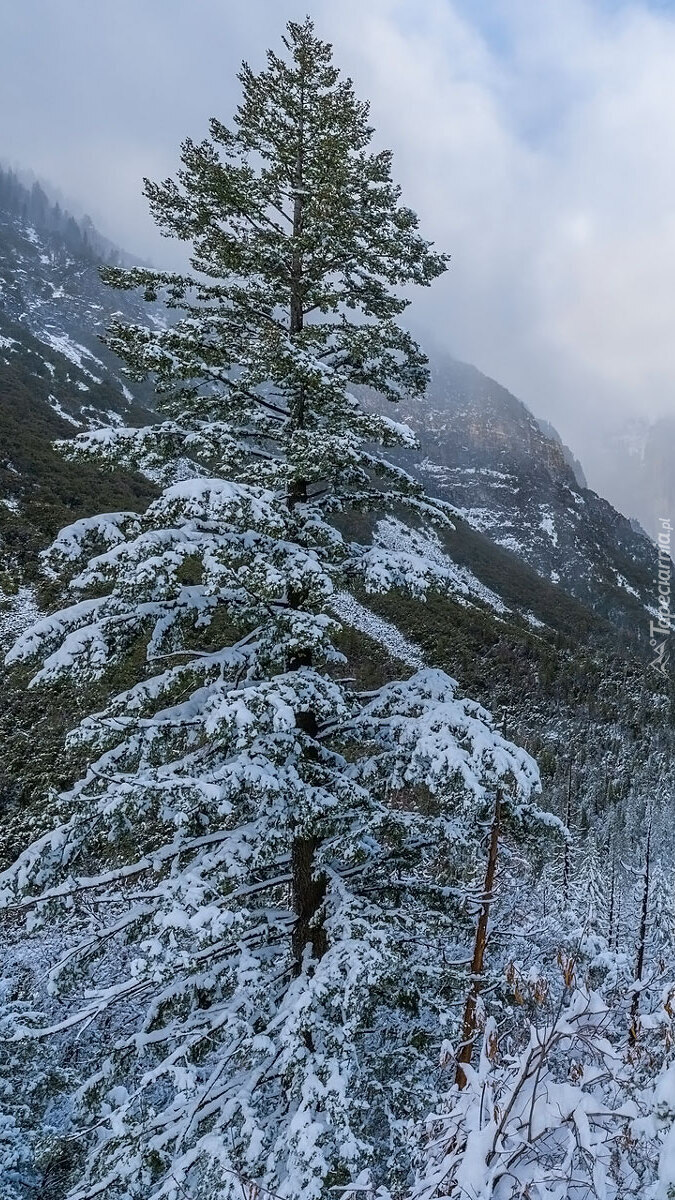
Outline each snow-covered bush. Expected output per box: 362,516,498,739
414,984,633,1200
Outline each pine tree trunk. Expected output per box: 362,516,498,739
629,819,652,1045
291,834,328,967
455,789,501,1088
285,59,327,971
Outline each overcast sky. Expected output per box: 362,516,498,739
4,0,675,470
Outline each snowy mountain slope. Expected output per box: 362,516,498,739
0,318,156,583
0,170,665,668
0,170,156,425
386,354,663,633
0,172,157,586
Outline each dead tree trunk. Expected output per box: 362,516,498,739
608,847,616,947
629,818,652,1046
456,789,502,1089
562,759,573,902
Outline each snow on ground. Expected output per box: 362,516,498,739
48,394,82,427
539,506,559,547
331,591,424,668
0,586,42,648
77,406,125,428
41,330,104,382
452,505,501,534
494,533,528,555
1,496,20,513
420,462,520,493
615,573,641,599
453,507,532,562
373,518,509,615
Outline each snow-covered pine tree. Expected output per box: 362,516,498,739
645,859,675,980
1,19,544,1200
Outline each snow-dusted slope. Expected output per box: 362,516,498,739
386,355,663,631
0,170,666,656
0,173,157,586
0,185,153,429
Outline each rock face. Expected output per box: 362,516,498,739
390,355,661,631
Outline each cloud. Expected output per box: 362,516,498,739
316,0,675,446
4,0,675,476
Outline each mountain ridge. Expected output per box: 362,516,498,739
0,170,669,678
381,353,663,636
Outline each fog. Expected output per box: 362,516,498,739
4,0,675,496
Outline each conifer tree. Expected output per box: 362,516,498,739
0,19,544,1200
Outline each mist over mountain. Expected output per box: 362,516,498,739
580,413,675,541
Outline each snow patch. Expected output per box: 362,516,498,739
374,518,509,615
539,506,559,547
331,591,424,668
41,331,104,382
0,586,42,648
496,534,527,555
615,573,640,599
48,395,82,427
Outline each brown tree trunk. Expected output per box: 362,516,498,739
291,835,328,968
455,789,502,1089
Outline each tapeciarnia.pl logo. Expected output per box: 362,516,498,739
650,517,672,678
